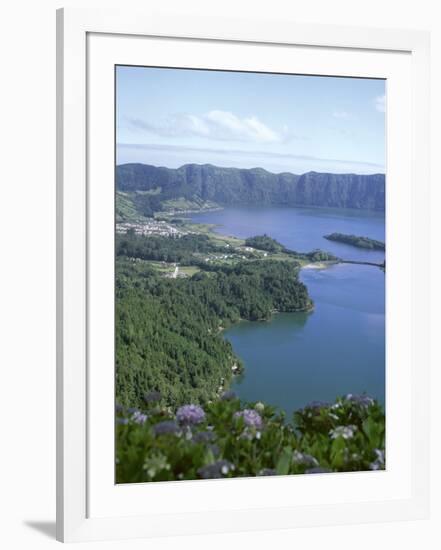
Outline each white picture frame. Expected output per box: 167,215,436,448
56,7,430,543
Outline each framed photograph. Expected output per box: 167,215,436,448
56,8,430,543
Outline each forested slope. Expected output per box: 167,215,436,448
116,257,311,409
116,163,385,215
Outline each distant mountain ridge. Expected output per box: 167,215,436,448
116,163,385,211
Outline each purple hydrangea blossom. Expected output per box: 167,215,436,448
176,404,206,426
132,411,148,424
329,425,357,440
116,417,129,425
153,420,181,436
234,409,263,429
369,448,385,470
197,460,235,479
220,390,237,401
292,450,319,468
298,401,330,418
345,394,375,408
143,391,162,404
192,431,216,444
305,400,330,410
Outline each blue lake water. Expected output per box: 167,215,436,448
191,205,385,263
190,206,385,417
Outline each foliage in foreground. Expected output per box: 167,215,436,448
116,392,385,483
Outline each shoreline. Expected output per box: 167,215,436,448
301,261,335,270
159,206,224,217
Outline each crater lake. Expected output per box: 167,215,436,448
189,206,385,417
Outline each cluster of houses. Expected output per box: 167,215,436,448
116,220,188,238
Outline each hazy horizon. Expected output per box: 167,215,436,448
116,159,385,177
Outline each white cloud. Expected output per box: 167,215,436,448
128,110,287,143
375,95,386,113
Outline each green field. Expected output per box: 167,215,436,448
178,265,201,276
159,197,220,214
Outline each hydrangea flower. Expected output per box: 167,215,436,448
234,409,263,429
132,411,148,424
292,450,319,468
176,404,206,425
197,460,235,479
192,431,216,444
369,448,385,470
116,417,128,425
143,453,170,478
153,420,181,436
298,401,330,418
304,400,330,410
254,402,265,412
329,425,357,440
220,390,237,401
143,391,162,404
345,394,374,408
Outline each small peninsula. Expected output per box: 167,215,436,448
245,234,339,262
324,232,385,251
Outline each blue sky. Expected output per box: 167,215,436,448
116,66,385,174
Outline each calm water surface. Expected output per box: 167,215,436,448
190,206,385,416
191,205,385,262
